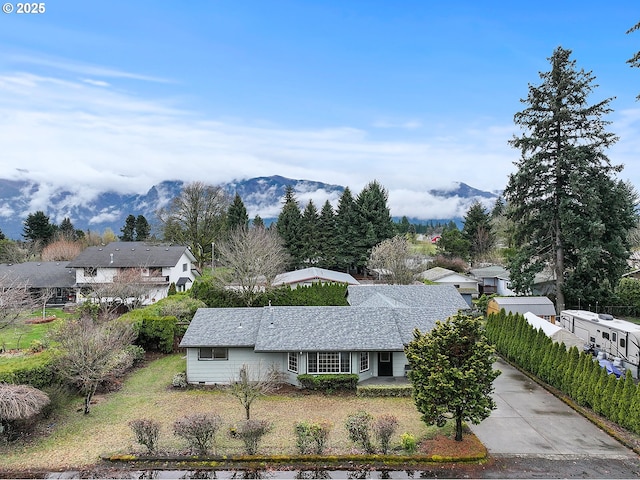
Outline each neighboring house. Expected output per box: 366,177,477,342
180,284,470,386
67,241,199,305
418,267,478,306
487,296,557,323
532,269,557,296
272,267,360,289
469,265,516,296
0,262,77,304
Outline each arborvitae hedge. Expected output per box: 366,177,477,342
486,310,640,435
190,280,349,308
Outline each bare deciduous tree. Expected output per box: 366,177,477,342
217,227,289,306
81,267,151,319
156,182,230,270
229,363,281,420
53,317,136,414
367,235,420,285
41,238,83,261
0,276,39,330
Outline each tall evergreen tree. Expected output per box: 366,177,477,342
317,200,338,269
505,46,636,312
300,200,320,265
276,186,303,268
334,187,362,272
356,180,395,268
437,222,470,260
227,193,249,231
120,214,136,241
59,217,76,240
135,215,151,241
462,201,494,263
627,21,640,100
23,211,56,244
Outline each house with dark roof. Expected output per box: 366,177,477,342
179,284,470,385
0,262,77,304
469,265,516,296
66,241,199,305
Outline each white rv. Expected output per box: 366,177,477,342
559,310,640,378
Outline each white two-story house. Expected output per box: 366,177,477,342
67,241,199,305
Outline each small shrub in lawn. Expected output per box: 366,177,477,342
344,410,374,454
373,414,399,454
400,432,417,454
294,420,332,454
129,418,161,454
235,419,271,455
172,372,188,389
173,413,223,456
125,345,146,365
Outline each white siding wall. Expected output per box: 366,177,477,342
185,347,284,385
76,267,119,284
166,252,196,287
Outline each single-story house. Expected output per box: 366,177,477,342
67,241,200,305
272,267,359,289
523,312,584,349
180,284,470,386
0,261,77,304
418,267,479,306
487,296,556,323
469,265,516,296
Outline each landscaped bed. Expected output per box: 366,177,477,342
0,354,487,474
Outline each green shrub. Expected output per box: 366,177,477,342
135,315,177,353
294,420,332,454
125,345,146,365
356,385,413,397
0,350,56,388
297,374,358,392
172,372,188,389
400,432,417,454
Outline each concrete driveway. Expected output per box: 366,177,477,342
468,358,638,459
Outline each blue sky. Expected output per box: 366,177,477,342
0,1,639,219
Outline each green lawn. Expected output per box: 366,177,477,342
0,354,462,472
0,307,74,352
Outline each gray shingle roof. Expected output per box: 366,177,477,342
0,262,76,288
181,285,470,352
67,242,194,268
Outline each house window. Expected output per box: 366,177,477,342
359,352,369,372
183,263,188,272
288,352,298,373
198,347,228,360
379,352,391,363
307,352,350,374
84,267,97,277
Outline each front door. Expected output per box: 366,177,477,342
378,351,393,376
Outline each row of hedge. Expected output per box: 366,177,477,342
485,310,640,435
190,281,349,308
0,350,55,388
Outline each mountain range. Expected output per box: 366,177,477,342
0,176,498,240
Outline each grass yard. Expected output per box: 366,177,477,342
0,354,481,473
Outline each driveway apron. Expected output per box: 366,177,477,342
468,358,638,458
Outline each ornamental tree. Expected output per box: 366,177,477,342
405,312,500,441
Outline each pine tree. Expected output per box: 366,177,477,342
300,200,320,266
505,46,635,312
356,181,395,267
252,215,265,229
276,186,303,268
23,211,56,244
227,193,249,231
59,217,76,240
334,187,362,272
135,215,151,241
120,215,136,241
316,200,337,269
462,201,494,264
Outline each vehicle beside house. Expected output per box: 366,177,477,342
179,284,470,386
559,309,640,378
66,241,199,305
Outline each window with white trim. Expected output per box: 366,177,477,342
307,352,350,373
288,352,298,373
198,347,228,360
359,352,370,372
